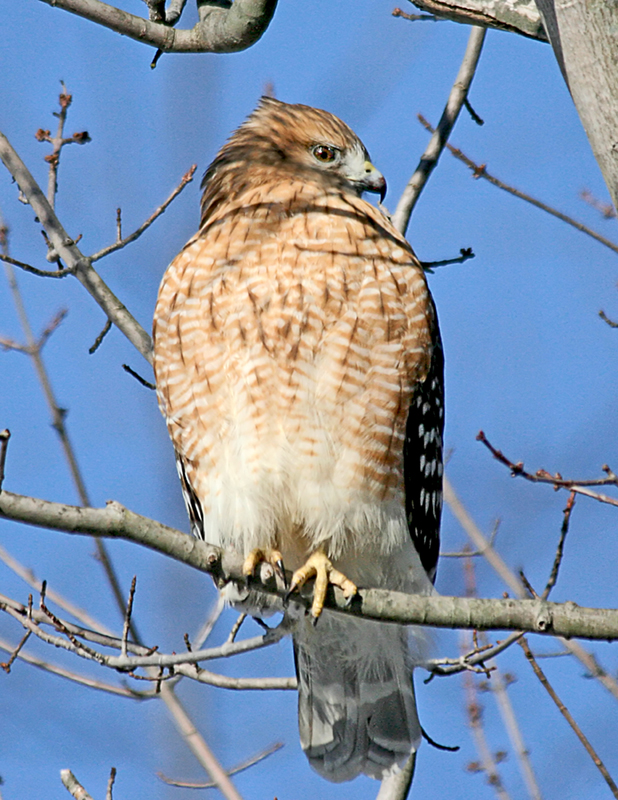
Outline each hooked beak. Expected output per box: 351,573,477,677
358,160,387,203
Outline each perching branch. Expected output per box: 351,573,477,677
2,490,618,640
392,25,486,234
36,0,278,54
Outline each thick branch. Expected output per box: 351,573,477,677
409,0,546,41
36,0,278,53
0,132,153,363
2,490,618,641
535,0,618,214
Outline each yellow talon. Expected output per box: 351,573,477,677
289,550,357,619
242,549,285,584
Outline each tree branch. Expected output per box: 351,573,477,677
407,0,547,41
2,490,618,640
36,0,278,54
392,24,486,234
0,132,153,362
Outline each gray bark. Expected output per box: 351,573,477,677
534,0,618,214
2,489,618,642
410,0,546,41
37,0,278,53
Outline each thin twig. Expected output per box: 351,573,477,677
227,613,247,643
419,116,618,256
392,26,486,234
0,429,10,491
463,644,512,799
580,189,616,220
121,576,137,657
0,629,31,673
89,318,112,354
91,165,196,262
464,97,484,125
0,252,73,277
599,309,618,328
520,638,618,798
462,558,510,800
488,668,543,800
0,636,151,697
0,542,112,634
157,741,283,788
158,682,244,800
392,7,438,21
122,363,156,390
2,245,143,645
425,631,523,679
477,430,618,507
421,247,475,272
542,491,576,600
0,131,154,361
444,475,618,701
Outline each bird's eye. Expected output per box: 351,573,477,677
312,145,338,163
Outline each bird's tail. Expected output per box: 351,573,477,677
293,611,421,783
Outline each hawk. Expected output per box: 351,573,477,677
153,97,444,783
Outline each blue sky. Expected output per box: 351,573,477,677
1,1,618,798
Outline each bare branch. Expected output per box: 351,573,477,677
376,750,416,800
91,164,196,262
477,430,618,507
121,363,156,390
425,631,523,678
60,770,95,800
462,641,512,799
489,668,543,800
392,25,486,234
407,0,547,41
600,309,618,328
105,768,116,800
0,429,10,492
0,636,151,698
121,576,137,657
88,318,112,354
157,683,245,800
0,252,73,278
445,475,618,701
0,629,31,673
0,131,153,362
2,490,618,640
157,741,283,788
542,491,575,600
36,0,278,54
520,638,618,798
419,116,618,256
421,246,475,271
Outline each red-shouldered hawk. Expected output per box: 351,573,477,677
153,97,444,784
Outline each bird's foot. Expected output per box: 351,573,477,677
287,550,357,620
242,548,287,588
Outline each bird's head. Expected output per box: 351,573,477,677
201,97,387,222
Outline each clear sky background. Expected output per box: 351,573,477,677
1,2,618,799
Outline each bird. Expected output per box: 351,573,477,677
153,97,444,784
